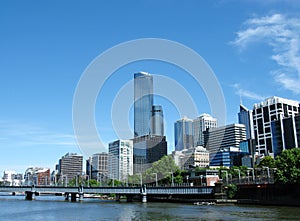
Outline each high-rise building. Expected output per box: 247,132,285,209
174,117,194,151
271,114,300,157
134,72,153,137
133,135,167,174
204,124,246,167
151,105,164,136
193,113,217,146
58,153,83,181
91,153,108,180
252,96,300,156
238,104,255,140
108,140,133,182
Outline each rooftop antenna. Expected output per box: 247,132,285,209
239,92,243,105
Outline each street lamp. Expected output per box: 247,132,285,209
234,169,241,184
248,168,255,183
97,172,102,187
263,166,270,183
169,172,174,187
152,173,158,187
200,175,203,186
138,173,143,186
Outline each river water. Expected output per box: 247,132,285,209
0,196,299,221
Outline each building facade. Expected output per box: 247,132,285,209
91,153,108,180
134,72,153,137
204,124,246,167
253,96,300,156
180,146,210,170
174,117,194,151
238,104,255,140
133,135,167,174
151,105,164,136
193,113,217,146
58,153,83,182
271,114,300,157
108,140,133,182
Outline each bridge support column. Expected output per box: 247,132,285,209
64,193,69,201
25,191,35,200
71,193,77,202
140,185,147,203
126,195,133,202
79,193,84,201
115,194,120,202
141,193,147,203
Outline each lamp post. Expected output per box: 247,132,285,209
138,173,143,187
234,169,241,184
152,173,158,187
169,172,174,187
263,166,270,183
97,173,102,187
248,168,255,183
200,175,203,186
186,175,189,186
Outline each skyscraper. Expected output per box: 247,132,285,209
174,117,194,151
151,105,164,136
204,124,246,167
134,72,153,137
108,140,133,182
193,113,217,146
271,114,300,157
238,104,255,140
252,96,300,156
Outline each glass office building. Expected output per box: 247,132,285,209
134,72,153,137
151,105,164,136
174,117,194,151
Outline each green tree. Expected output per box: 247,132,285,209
275,148,300,184
257,156,276,168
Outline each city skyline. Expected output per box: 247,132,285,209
1,1,300,173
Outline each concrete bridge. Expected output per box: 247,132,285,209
0,185,217,203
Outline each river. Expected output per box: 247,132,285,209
0,196,299,220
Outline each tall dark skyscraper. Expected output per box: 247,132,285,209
238,104,255,140
134,72,153,137
151,105,164,136
133,72,167,174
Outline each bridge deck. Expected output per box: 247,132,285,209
0,186,214,195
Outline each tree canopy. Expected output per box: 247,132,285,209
257,156,276,168
275,148,300,184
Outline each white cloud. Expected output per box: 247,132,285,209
232,13,300,94
232,83,266,101
0,121,77,147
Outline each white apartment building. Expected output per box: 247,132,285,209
193,113,217,146
108,140,133,182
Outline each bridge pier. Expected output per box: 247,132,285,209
79,193,84,201
71,193,77,202
25,191,35,200
140,185,147,203
126,195,133,202
64,193,69,201
115,194,120,202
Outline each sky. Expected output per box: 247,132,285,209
1,0,300,174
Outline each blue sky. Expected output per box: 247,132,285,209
1,0,300,174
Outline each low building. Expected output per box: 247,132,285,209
24,167,50,185
188,170,219,186
176,146,209,170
